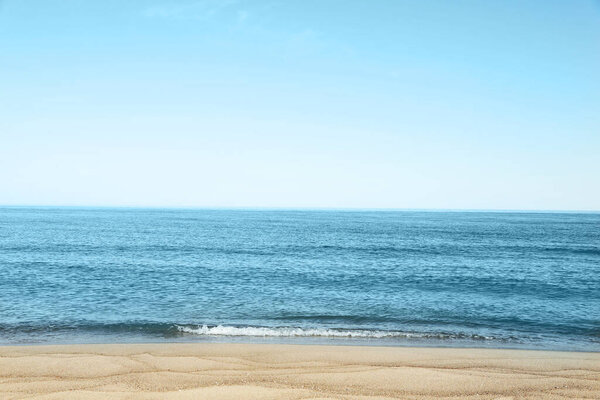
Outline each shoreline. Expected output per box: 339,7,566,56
0,337,597,353
1,343,599,399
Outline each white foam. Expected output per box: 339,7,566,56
177,325,426,338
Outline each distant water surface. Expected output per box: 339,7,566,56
0,208,598,350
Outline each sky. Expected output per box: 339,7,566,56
1,0,599,210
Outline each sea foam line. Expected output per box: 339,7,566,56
176,325,495,340
177,325,405,337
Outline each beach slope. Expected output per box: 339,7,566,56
1,343,598,399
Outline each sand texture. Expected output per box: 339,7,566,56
0,343,598,399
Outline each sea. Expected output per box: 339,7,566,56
0,207,598,351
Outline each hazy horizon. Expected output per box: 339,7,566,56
1,204,599,213
1,1,599,210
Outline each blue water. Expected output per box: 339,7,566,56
0,207,598,350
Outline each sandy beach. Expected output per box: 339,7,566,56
0,343,598,399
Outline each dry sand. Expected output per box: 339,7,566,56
0,343,598,399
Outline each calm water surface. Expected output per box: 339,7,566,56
0,208,598,350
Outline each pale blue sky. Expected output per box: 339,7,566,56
1,0,599,210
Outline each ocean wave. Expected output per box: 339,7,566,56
175,325,498,340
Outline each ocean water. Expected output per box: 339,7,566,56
0,207,598,351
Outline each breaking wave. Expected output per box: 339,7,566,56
176,325,498,340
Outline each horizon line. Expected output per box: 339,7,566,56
0,204,599,214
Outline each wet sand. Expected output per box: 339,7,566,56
1,343,599,399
